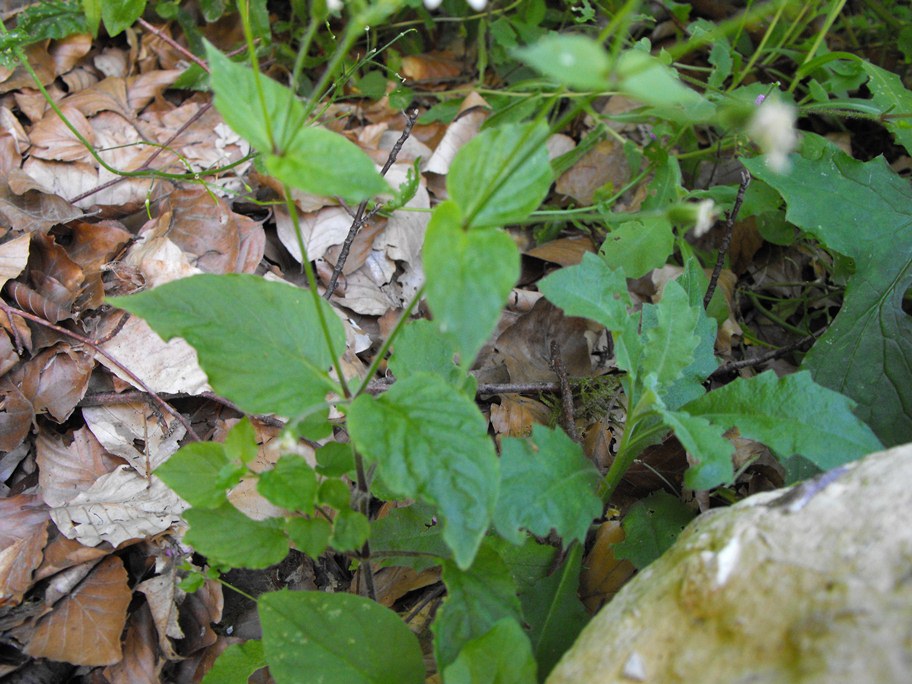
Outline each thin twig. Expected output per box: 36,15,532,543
710,333,818,378
704,170,750,310
549,341,580,442
0,302,200,441
69,102,214,204
353,451,377,601
138,18,210,73
324,109,418,299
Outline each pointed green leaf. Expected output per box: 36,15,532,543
223,417,258,465
659,408,734,490
443,619,537,684
424,202,520,367
184,503,289,569
684,371,882,470
447,122,553,228
264,127,390,203
640,280,700,389
744,145,912,445
110,274,344,418
862,61,912,155
330,509,370,552
101,0,144,36
205,42,387,202
347,373,499,569
259,590,424,684
202,640,266,684
494,425,601,546
257,455,318,513
614,491,696,569
520,544,589,679
155,442,237,509
315,442,355,477
434,545,522,668
539,252,632,331
615,49,714,121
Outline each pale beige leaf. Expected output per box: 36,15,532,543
276,206,353,263
95,316,209,395
0,233,30,290
25,556,131,666
37,426,125,507
50,465,189,547
28,105,96,162
373,163,430,265
82,403,185,477
424,92,490,175
136,570,183,659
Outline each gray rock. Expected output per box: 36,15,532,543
548,443,912,684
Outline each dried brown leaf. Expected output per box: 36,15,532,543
556,139,631,205
526,236,596,266
490,394,551,438
0,233,30,290
36,426,125,507
49,464,189,547
0,494,49,607
25,555,131,666
0,169,83,233
580,521,636,613
103,602,162,684
82,403,185,477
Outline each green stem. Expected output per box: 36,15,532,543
281,185,351,399
355,284,425,398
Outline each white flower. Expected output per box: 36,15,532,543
693,199,717,238
327,0,343,11
424,0,488,10
747,99,798,173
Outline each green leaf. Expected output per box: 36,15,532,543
744,147,912,445
0,1,89,62
520,544,589,680
184,503,288,569
101,0,145,36
684,371,882,470
657,407,734,490
205,42,387,202
514,35,611,91
155,442,237,508
443,619,537,684
433,545,522,668
316,442,355,477
330,509,370,552
494,425,601,546
317,478,351,509
285,517,331,558
202,640,266,684
388,319,475,394
640,280,700,389
487,536,558,594
223,417,257,465
257,455,318,513
615,49,714,121
861,61,912,156
600,216,675,279
447,122,553,229
259,590,424,684
199,0,227,22
613,491,695,569
109,274,345,419
348,374,499,569
424,203,520,368
370,502,449,571
265,127,390,204
538,252,632,331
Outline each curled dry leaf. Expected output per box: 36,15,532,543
424,92,490,175
36,425,126,508
579,520,636,613
25,555,132,666
0,494,50,607
102,602,161,684
49,464,189,547
82,403,185,478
